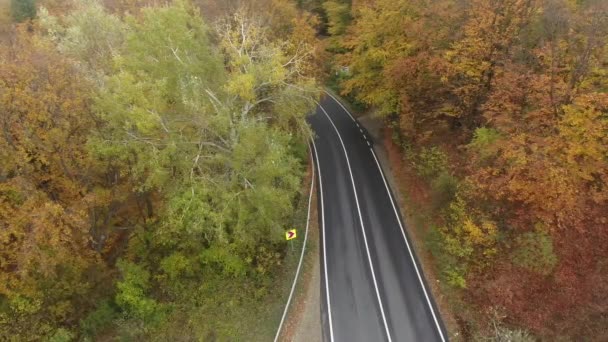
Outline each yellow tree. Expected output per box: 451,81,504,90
341,0,418,115
0,32,111,339
443,0,535,128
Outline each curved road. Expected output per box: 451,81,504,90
309,94,448,342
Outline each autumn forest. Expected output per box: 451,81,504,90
1,0,607,341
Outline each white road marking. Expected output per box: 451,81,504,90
274,146,316,342
370,149,446,342
367,141,371,147
324,91,357,122
311,139,335,342
324,90,446,342
318,104,393,342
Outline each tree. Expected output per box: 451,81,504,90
39,0,127,75
0,31,109,340
340,0,418,115
322,0,350,36
442,0,536,129
91,0,317,308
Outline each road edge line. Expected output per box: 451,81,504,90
274,144,316,342
324,90,357,122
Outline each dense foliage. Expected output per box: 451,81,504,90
326,0,608,339
0,0,319,339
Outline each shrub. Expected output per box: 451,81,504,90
426,226,468,289
80,301,117,337
160,253,194,281
115,260,162,323
468,127,502,160
427,196,499,289
11,0,36,22
431,172,459,209
444,265,467,289
511,229,558,275
474,320,535,342
48,328,74,342
414,147,449,180
199,247,247,278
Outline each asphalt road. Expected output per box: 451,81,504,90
309,94,448,342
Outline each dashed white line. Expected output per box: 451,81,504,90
318,104,393,342
311,139,335,342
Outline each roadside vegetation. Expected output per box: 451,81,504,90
0,0,322,340
318,0,608,340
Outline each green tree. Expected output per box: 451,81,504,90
90,0,317,323
115,260,162,323
39,0,127,75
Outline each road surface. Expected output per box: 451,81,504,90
309,93,448,342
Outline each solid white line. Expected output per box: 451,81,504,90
312,139,335,342
273,146,316,342
318,104,393,342
324,90,446,341
324,90,357,122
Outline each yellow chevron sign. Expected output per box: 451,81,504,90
285,229,297,241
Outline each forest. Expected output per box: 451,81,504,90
1,0,607,341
